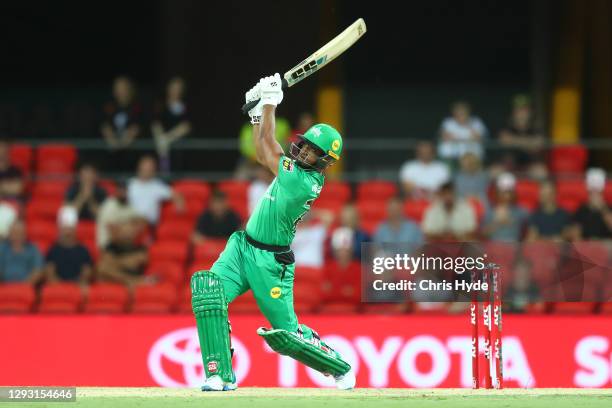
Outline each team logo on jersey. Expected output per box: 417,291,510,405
331,139,340,151
282,158,294,172
270,287,282,299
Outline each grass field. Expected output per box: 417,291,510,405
4,387,612,408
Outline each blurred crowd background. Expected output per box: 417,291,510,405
1,0,612,315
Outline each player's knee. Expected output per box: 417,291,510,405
191,270,227,314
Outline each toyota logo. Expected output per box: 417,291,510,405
147,327,250,387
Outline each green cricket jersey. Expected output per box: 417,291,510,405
245,155,324,246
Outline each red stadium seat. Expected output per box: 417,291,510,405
160,200,204,223
403,199,430,223
188,260,216,274
131,283,177,313
25,199,63,221
9,144,33,174
193,239,227,262
515,179,540,211
318,181,351,203
31,180,71,201
38,283,83,313
157,220,194,242
230,291,259,313
145,262,184,287
600,302,612,314
84,283,129,314
319,301,359,314
521,242,560,286
36,144,77,175
0,283,36,313
467,197,485,222
177,285,192,313
149,241,189,265
217,180,249,202
294,266,324,284
549,145,588,174
550,302,597,314
27,221,57,244
173,180,211,204
361,303,407,314
556,179,587,212
356,200,387,223
76,221,96,243
227,196,248,223
312,197,346,213
604,182,612,205
357,181,397,201
99,179,117,196
293,281,321,313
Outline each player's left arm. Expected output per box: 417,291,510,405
246,74,284,176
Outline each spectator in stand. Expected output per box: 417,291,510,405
192,190,241,243
290,112,315,145
248,165,274,215
127,156,184,225
44,206,93,285
422,181,477,241
0,219,44,283
151,77,192,174
526,181,570,242
497,95,547,179
483,173,528,242
335,204,370,259
100,76,142,150
292,209,334,269
65,163,107,221
322,227,361,304
0,141,25,202
571,168,612,240
97,218,150,287
399,141,449,198
504,258,541,313
374,197,423,244
0,203,17,239
97,180,142,248
454,152,490,208
438,101,487,162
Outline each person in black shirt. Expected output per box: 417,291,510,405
151,77,192,173
0,141,24,202
101,76,142,149
65,163,107,221
571,168,612,240
527,181,570,241
192,190,241,242
45,206,93,284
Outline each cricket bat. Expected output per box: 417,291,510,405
241,18,367,113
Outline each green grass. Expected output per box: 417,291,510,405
4,388,612,408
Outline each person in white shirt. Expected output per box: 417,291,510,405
438,101,487,160
399,141,450,198
291,209,334,268
127,156,184,225
248,165,274,215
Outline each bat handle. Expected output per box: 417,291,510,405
241,78,288,114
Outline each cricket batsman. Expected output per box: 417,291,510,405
190,74,355,391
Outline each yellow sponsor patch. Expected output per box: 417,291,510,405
270,287,282,299
331,139,340,151
282,158,294,172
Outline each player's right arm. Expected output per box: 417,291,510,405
246,74,284,176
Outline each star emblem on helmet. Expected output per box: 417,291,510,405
311,127,322,137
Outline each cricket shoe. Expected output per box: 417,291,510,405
334,368,356,390
201,375,237,392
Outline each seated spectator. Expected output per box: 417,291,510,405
571,168,612,240
526,181,570,242
483,173,528,241
97,221,149,287
97,180,142,248
44,207,93,284
374,197,423,244
399,141,449,198
128,156,184,225
334,204,370,259
151,77,192,174
292,209,334,268
454,152,489,208
438,101,487,161
0,140,24,202
422,182,477,241
0,220,44,283
248,165,274,215
504,258,541,313
497,95,546,178
65,163,107,221
100,76,142,150
322,227,361,303
192,190,241,242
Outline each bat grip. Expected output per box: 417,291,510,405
241,78,288,114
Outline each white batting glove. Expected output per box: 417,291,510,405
259,73,284,107
245,83,263,124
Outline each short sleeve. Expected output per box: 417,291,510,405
156,181,172,200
